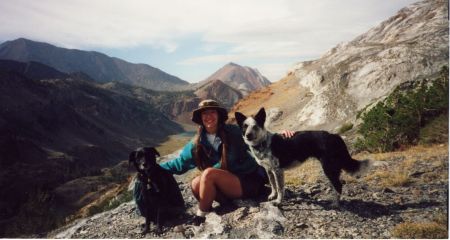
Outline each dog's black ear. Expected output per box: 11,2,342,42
235,112,247,128
143,147,159,163
254,107,266,127
128,151,137,163
150,147,160,157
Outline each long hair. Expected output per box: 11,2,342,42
193,124,228,171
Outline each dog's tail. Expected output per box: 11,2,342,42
345,158,373,178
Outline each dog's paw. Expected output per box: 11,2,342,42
268,192,277,201
271,198,282,206
141,225,150,235
154,225,163,235
192,215,206,226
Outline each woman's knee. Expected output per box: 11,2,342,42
191,176,201,196
200,168,219,184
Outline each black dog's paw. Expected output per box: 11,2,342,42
192,216,206,226
141,224,150,235
154,224,163,235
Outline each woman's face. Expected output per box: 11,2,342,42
201,109,219,133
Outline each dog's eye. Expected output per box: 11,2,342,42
243,124,248,129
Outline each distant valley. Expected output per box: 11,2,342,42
0,59,186,236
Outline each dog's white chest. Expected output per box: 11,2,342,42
251,148,279,169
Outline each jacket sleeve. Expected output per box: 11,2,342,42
212,162,221,169
159,141,197,175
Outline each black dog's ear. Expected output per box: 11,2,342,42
128,151,140,172
128,151,137,163
150,147,160,157
143,147,160,162
254,107,266,128
235,112,247,128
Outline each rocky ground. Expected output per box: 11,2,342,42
47,144,448,239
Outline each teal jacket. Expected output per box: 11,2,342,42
160,124,259,175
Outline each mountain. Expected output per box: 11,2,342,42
0,60,184,236
103,78,245,125
0,38,189,91
231,0,448,132
0,59,67,80
101,81,200,122
102,80,243,125
194,79,243,109
0,39,268,113
197,62,271,96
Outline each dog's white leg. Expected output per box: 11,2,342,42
331,190,341,208
266,169,277,201
273,169,284,205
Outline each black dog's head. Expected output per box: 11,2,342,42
235,107,267,146
129,147,160,174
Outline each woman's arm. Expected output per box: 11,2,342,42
159,141,197,175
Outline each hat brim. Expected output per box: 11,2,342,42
192,106,228,125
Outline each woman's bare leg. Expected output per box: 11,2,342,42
193,168,242,212
191,175,231,204
191,176,201,200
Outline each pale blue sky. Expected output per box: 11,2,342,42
0,0,417,83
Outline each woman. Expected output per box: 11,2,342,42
160,99,292,223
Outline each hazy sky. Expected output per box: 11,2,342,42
0,0,417,83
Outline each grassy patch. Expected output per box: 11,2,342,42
392,221,447,239
337,123,353,134
360,143,449,188
284,159,322,187
156,134,192,156
364,171,411,188
364,154,421,187
419,113,449,145
87,187,132,216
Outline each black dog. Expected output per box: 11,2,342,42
235,108,372,206
129,147,184,234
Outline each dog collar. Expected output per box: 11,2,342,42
254,139,268,151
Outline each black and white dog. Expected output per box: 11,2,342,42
129,147,185,234
235,108,371,206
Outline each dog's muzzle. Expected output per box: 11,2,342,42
245,133,255,141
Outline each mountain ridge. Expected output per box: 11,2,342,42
0,39,270,112
0,38,189,91
231,0,448,132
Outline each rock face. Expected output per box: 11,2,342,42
198,62,271,96
231,0,448,132
0,38,189,91
46,144,448,239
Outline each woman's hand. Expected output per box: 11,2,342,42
281,130,295,138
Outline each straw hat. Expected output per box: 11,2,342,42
192,99,228,125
